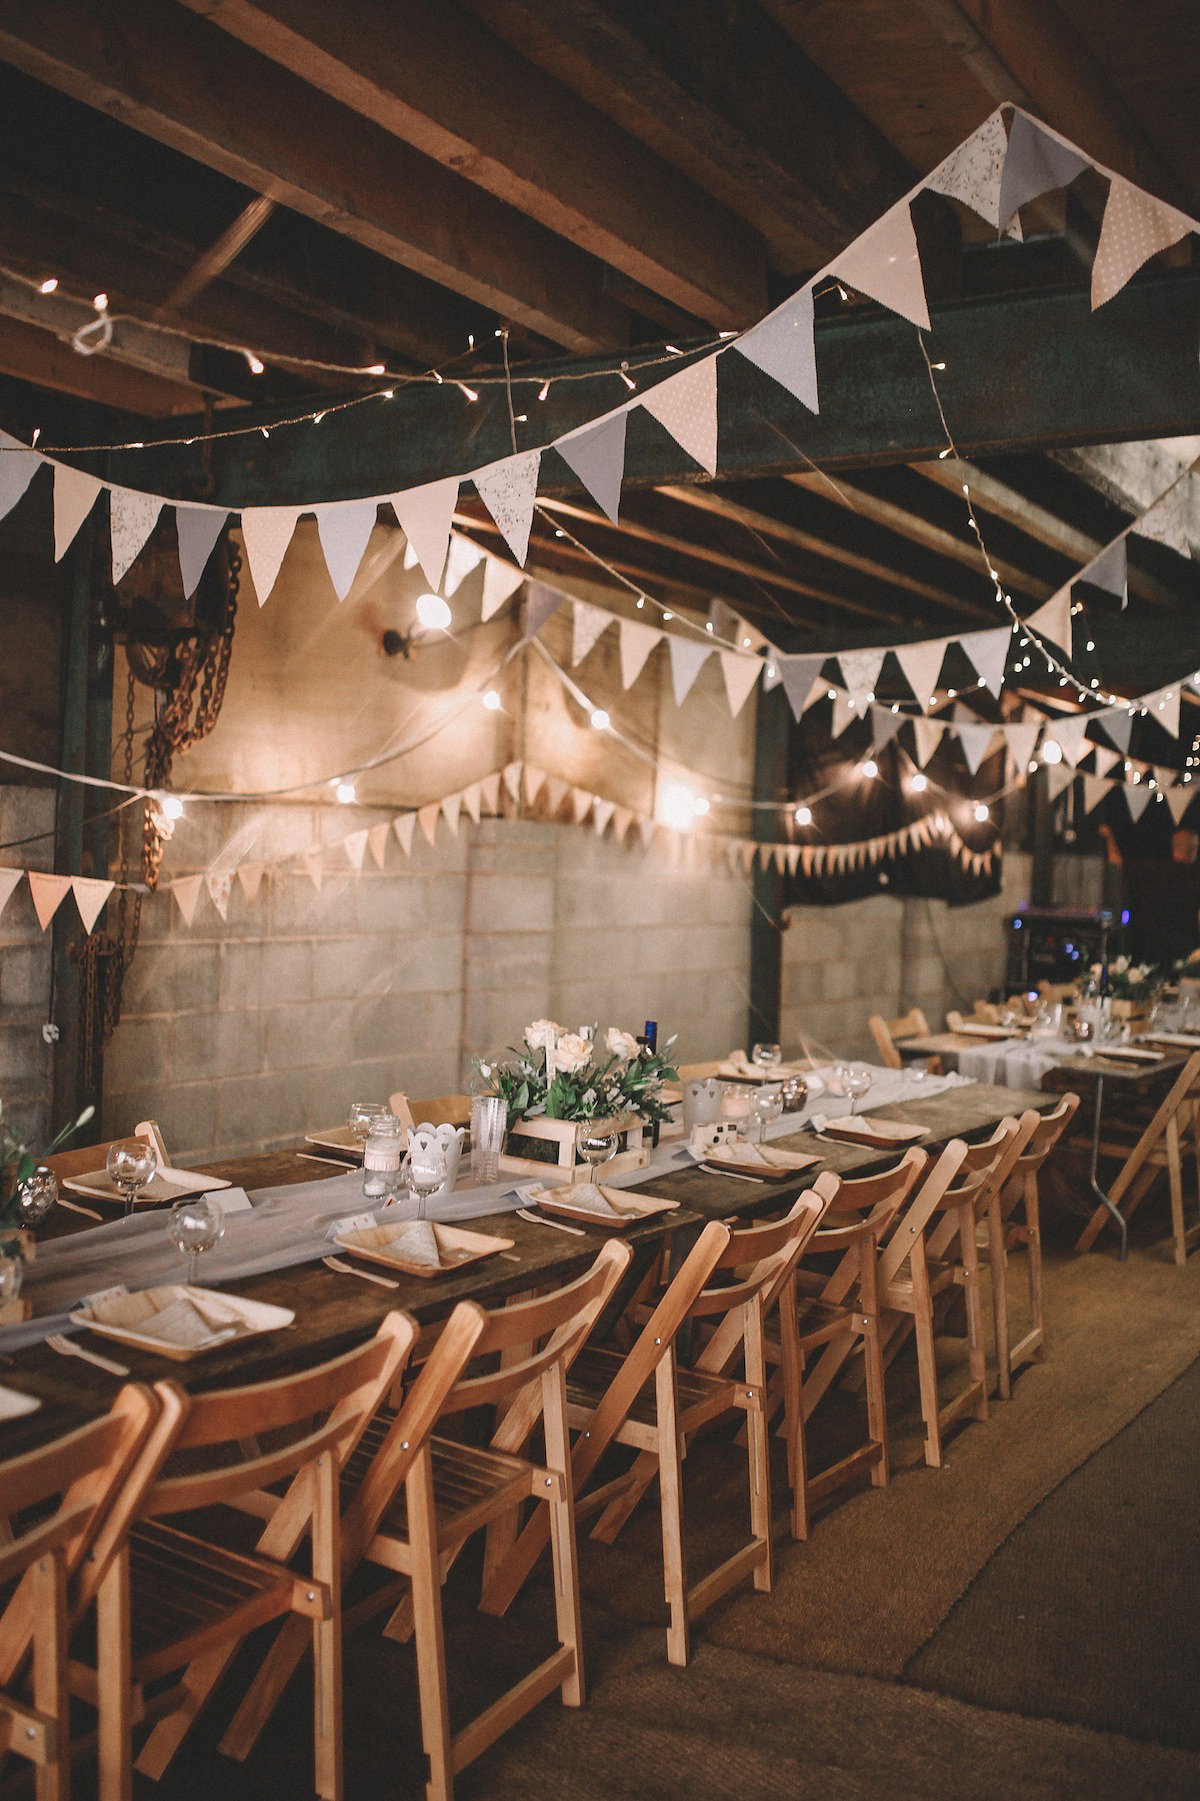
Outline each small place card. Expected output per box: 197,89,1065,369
326,1211,379,1241
77,1283,128,1312
212,1187,253,1216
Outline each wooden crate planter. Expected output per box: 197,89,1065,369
498,1112,650,1185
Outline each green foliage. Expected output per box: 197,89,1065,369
473,1027,678,1131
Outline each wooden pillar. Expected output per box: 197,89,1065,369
747,684,789,1049
51,508,112,1134
1030,766,1055,907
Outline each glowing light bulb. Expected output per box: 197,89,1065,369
692,795,711,817
366,364,386,375
243,350,264,375
336,782,356,805
660,783,699,831
39,277,58,295
415,593,452,631
861,760,878,779
92,292,108,311
910,772,928,793
1040,740,1063,765
795,805,812,826
457,383,479,401
481,689,503,712
973,803,990,822
590,708,610,731
160,794,184,821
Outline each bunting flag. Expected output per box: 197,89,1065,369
997,112,1091,230
0,867,23,919
301,846,324,891
570,787,592,825
390,477,458,590
315,500,377,602
392,814,415,856
719,650,762,717
1051,714,1091,766
442,533,482,597
177,506,228,600
571,600,610,666
479,771,501,814
1092,175,1193,310
110,489,164,585
343,828,368,871
959,626,1011,697
523,764,547,807
171,875,204,928
831,200,930,331
543,776,569,815
1025,587,1072,657
611,806,634,843
592,798,616,835
1082,775,1111,814
926,109,1010,229
502,761,523,805
837,648,886,707
731,284,819,414
1125,784,1152,823
1166,786,1194,824
1133,482,1192,558
238,861,265,902
895,638,947,709
480,555,526,621
954,722,994,775
830,689,861,738
668,637,711,706
637,816,658,850
416,803,440,847
441,791,462,835
523,580,564,641
1099,708,1133,754
53,466,103,562
473,449,541,565
1150,687,1181,737
204,869,233,921
71,876,114,934
241,505,303,606
618,617,663,689
639,359,718,477
1004,720,1041,770
778,654,826,721
0,431,41,523
1045,762,1075,802
1078,535,1127,607
556,412,627,524
365,824,389,869
1091,745,1120,777
912,716,944,767
27,872,73,931
461,781,483,825
871,706,904,751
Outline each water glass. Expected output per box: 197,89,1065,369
167,1197,224,1285
751,1042,783,1070
407,1133,447,1220
577,1129,618,1184
470,1096,506,1186
106,1137,158,1215
751,1085,784,1142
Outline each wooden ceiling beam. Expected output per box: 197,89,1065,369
179,0,765,328
0,315,205,415
465,0,913,272
0,0,627,352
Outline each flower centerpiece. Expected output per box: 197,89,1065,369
1101,956,1160,1003
0,1100,95,1301
474,1022,678,1172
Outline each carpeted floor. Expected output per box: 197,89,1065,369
93,1207,1200,1800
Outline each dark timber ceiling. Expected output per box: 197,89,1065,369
0,0,1197,691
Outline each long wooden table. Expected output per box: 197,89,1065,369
0,1081,1056,1454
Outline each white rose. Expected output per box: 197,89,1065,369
524,1019,562,1052
606,1027,640,1060
553,1032,592,1073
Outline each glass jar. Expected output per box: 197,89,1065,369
362,1115,406,1201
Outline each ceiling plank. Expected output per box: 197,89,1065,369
178,0,766,328
0,0,627,351
466,0,913,272
0,314,203,415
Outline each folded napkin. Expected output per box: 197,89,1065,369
141,1297,237,1350
394,1221,443,1267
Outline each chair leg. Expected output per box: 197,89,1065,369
742,1304,773,1595
541,1364,584,1708
958,1202,989,1424
986,1196,1012,1401
779,1288,809,1540
95,1548,132,1801
310,1452,343,1801
1166,1115,1187,1267
909,1240,942,1470
407,1450,454,1801
858,1243,888,1489
31,1552,68,1801
654,1354,689,1668
1026,1175,1046,1365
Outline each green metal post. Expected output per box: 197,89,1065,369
748,683,790,1048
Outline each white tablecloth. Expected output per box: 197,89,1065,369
956,1035,1073,1089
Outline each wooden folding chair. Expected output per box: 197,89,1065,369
79,1314,414,1801
868,1009,931,1070
548,1193,829,1665
224,1242,631,1801
988,1094,1080,1397
0,1396,158,1801
1074,1051,1200,1264
41,1121,166,1185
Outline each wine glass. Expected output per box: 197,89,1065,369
751,1042,783,1071
348,1101,388,1146
106,1138,158,1216
577,1129,618,1185
751,1085,784,1143
167,1197,224,1286
844,1064,873,1115
407,1137,447,1221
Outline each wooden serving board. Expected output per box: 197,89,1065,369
334,1220,514,1278
822,1117,927,1149
526,1185,679,1229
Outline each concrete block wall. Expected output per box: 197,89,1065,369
0,786,54,1147
780,853,1032,1060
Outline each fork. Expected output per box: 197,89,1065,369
46,1334,129,1377
321,1255,400,1290
516,1207,586,1237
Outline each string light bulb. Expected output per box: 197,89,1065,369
1041,740,1063,765
590,707,610,731
910,772,928,793
159,794,184,821
335,782,356,805
457,383,479,402
243,350,265,375
537,380,550,401
795,804,813,825
692,795,711,817
481,689,503,712
973,803,990,822
861,759,879,779
39,277,57,295
415,593,452,631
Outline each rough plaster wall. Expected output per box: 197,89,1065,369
0,786,54,1146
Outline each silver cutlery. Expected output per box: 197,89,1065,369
699,1163,767,1183
56,1195,104,1222
322,1255,400,1290
46,1334,129,1377
516,1208,586,1237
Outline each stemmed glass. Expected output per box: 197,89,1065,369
751,1043,783,1071
348,1101,388,1147
167,1197,225,1286
844,1064,873,1115
407,1138,447,1221
751,1085,784,1143
106,1138,158,1216
577,1129,618,1185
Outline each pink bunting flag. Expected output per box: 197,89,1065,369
571,788,593,825
1091,745,1119,777
171,875,204,928
176,506,228,600
481,556,526,621
831,201,930,331
442,534,481,597
895,638,947,709
441,792,462,835
0,431,42,523
110,488,164,584
502,762,522,805
204,869,233,921
237,861,264,903
473,450,541,565
54,466,103,562
479,771,501,814
719,651,761,717
958,626,1010,697
390,477,458,590
639,358,718,477
27,872,72,931
241,505,302,606
461,782,482,825
556,412,627,524
732,285,818,414
417,804,440,847
618,618,663,689
315,500,377,601
301,846,324,892
391,815,414,857
592,799,616,836
544,776,569,816
667,636,712,706
0,867,22,925
571,600,610,666
1092,175,1192,309
524,765,547,807
71,876,114,935
611,806,633,843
